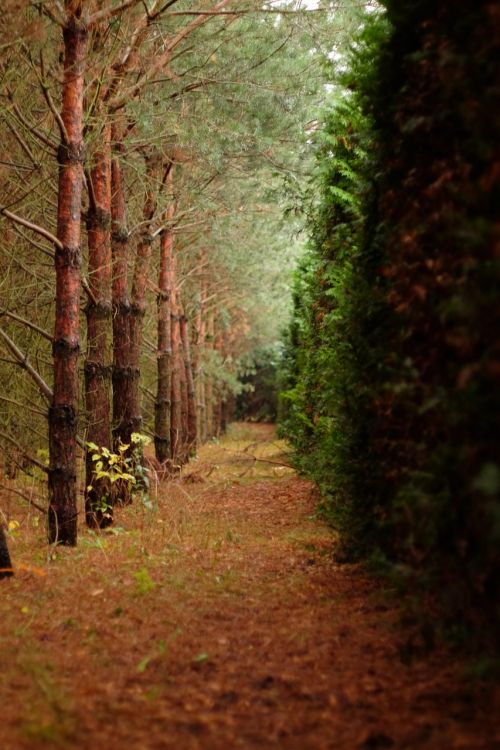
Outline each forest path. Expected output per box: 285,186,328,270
1,423,497,750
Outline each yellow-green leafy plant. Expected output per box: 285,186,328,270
86,433,154,518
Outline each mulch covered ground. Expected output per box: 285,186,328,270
1,423,499,749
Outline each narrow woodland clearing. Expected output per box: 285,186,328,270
0,4,497,748
1,423,498,750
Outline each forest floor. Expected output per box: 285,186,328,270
1,422,499,750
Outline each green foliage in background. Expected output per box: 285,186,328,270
280,7,390,558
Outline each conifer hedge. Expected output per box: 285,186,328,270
281,1,500,648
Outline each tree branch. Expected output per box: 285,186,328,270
0,159,35,172
38,50,69,144
0,431,49,474
164,7,328,16
82,276,98,305
36,0,65,27
0,208,63,250
0,327,53,402
109,0,233,111
150,0,182,19
5,118,39,166
88,0,142,27
13,226,55,259
6,95,57,151
0,310,53,343
0,394,47,417
0,483,47,515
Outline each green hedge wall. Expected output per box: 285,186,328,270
281,1,500,648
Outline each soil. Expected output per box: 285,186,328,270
0,423,499,749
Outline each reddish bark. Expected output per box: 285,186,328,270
128,155,157,455
193,280,207,444
180,313,197,454
157,181,181,464
154,184,175,464
213,397,222,438
204,309,215,441
0,527,14,578
85,123,113,528
179,326,189,460
221,396,233,434
111,125,133,458
213,331,224,438
48,8,87,546
218,329,232,435
170,305,182,464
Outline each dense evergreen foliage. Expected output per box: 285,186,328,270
281,1,500,648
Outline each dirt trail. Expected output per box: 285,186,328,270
1,423,498,749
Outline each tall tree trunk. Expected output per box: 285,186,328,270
155,228,173,463
213,331,224,438
110,125,135,504
180,313,197,455
0,527,13,578
154,178,175,464
170,306,182,463
221,397,230,435
111,125,132,456
179,328,189,461
85,123,113,528
204,309,215,441
213,394,222,438
128,155,157,463
193,285,207,445
48,7,87,545
164,203,182,463
218,328,231,436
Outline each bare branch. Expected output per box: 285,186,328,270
35,0,65,27
149,0,183,19
0,431,49,474
0,394,47,418
0,483,47,515
0,310,53,343
0,159,35,172
5,119,39,166
164,7,328,16
2,174,59,214
6,95,57,151
88,0,141,27
0,327,53,402
13,226,55,259
82,276,98,305
0,209,63,250
38,50,69,144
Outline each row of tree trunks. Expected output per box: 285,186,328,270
165,304,226,464
154,213,214,467
48,7,87,546
48,64,231,534
40,2,239,544
191,306,231,447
